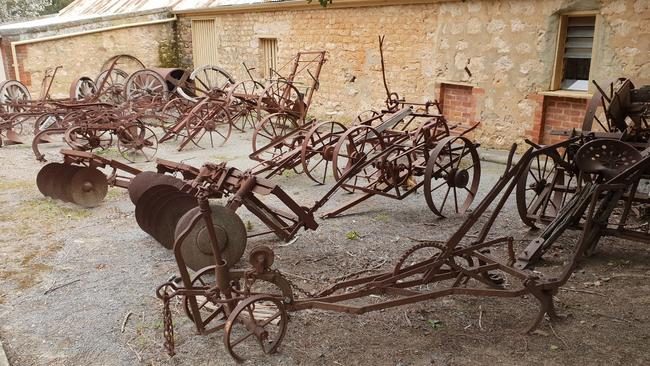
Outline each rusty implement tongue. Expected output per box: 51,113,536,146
37,163,64,198
174,204,247,270
128,171,185,205
66,167,108,207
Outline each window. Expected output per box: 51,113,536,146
260,38,278,80
551,14,597,92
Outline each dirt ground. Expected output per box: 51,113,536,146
0,129,649,366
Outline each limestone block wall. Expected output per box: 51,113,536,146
4,13,175,99
176,0,649,149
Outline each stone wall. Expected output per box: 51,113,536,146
2,11,175,98
177,0,650,149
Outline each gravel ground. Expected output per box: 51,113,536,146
0,129,649,366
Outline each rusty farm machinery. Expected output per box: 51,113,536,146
514,77,650,268
152,131,650,361
157,51,327,151
142,74,650,360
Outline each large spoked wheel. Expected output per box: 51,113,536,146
95,68,129,104
227,80,265,131
353,109,382,126
182,101,233,149
515,150,574,228
332,125,385,184
581,78,631,134
116,124,158,162
7,114,31,135
177,65,235,102
0,80,31,113
424,136,480,218
257,80,306,122
223,294,288,363
70,76,97,101
65,126,113,152
301,121,346,185
125,69,169,102
159,98,193,131
251,113,301,162
100,54,145,73
181,265,228,332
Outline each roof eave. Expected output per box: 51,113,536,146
173,0,455,16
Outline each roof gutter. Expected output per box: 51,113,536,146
173,0,453,16
11,15,177,82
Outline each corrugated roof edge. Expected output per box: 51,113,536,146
0,7,172,37
172,0,457,15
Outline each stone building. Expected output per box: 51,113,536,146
1,0,648,148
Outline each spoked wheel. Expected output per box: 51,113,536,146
257,80,306,122
392,242,447,277
182,266,228,332
65,126,113,152
224,294,288,363
177,65,235,102
100,54,146,73
424,136,480,217
160,98,193,131
332,125,385,189
125,69,169,103
6,114,30,136
380,146,414,188
301,121,347,185
516,150,575,228
251,113,301,163
70,76,97,101
182,101,233,149
354,109,382,125
95,68,128,104
0,80,31,113
581,78,633,134
116,124,158,162
227,80,265,131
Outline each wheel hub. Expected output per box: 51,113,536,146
89,136,101,148
448,169,470,188
529,179,548,195
322,145,334,161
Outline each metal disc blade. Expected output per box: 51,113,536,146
67,168,109,208
141,187,181,237
174,204,247,271
36,163,63,198
134,184,179,237
128,171,185,205
51,165,82,202
152,192,198,249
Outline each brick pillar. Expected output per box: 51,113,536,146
437,82,483,128
526,94,546,144
540,96,589,145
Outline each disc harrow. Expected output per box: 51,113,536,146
36,149,142,207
